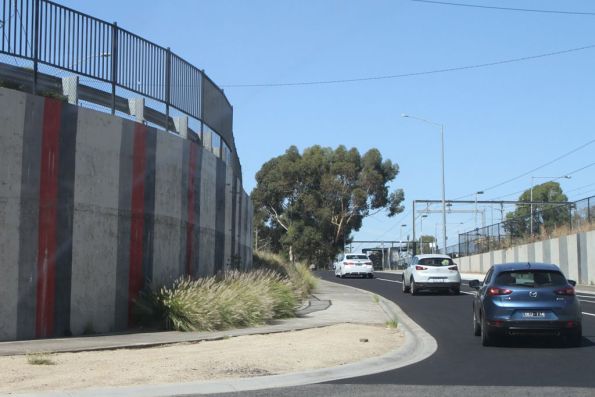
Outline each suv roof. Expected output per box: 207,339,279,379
492,262,560,273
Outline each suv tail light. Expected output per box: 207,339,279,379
487,287,513,296
415,265,428,270
448,265,458,271
555,287,575,296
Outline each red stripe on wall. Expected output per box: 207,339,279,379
128,123,147,323
35,99,63,338
186,144,198,276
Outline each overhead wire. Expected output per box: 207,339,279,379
410,0,595,16
453,138,595,200
222,44,595,88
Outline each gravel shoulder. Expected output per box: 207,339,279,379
1,323,404,394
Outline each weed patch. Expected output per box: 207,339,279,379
27,353,55,366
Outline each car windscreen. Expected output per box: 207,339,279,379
346,255,368,260
495,270,567,288
418,257,453,267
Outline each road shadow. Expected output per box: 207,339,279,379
489,334,595,349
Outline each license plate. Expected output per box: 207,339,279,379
429,278,446,283
522,311,546,318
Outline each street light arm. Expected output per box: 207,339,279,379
402,113,443,128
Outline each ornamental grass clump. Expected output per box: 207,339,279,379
136,252,318,332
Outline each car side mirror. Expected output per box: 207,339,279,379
568,280,576,287
468,279,481,289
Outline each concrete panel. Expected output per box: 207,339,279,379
495,249,506,265
70,109,122,335
246,198,254,268
0,88,27,340
577,233,589,285
224,165,234,270
542,239,551,264
566,235,579,282
16,93,44,340
534,241,543,263
198,150,217,277
527,243,535,262
550,238,561,269
516,246,525,262
152,132,184,286
504,248,514,263
479,253,488,273
457,256,470,272
586,230,595,286
558,236,569,277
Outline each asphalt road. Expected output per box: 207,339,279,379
201,271,595,397
322,270,595,388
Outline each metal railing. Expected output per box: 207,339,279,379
1,0,240,177
444,195,594,258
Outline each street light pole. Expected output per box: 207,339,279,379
399,224,407,254
403,113,447,254
475,191,484,229
420,214,428,254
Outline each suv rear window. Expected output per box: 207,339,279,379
418,257,453,267
495,270,567,287
346,254,368,260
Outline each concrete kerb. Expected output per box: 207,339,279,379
7,279,438,397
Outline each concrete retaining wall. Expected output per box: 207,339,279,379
0,88,253,341
457,229,595,286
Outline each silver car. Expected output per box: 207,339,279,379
334,254,374,278
402,254,461,295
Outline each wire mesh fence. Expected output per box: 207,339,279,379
0,0,241,173
444,195,594,258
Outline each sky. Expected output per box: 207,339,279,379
58,0,595,250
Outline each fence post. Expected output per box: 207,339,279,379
588,197,591,225
165,47,171,132
32,0,40,94
110,22,118,115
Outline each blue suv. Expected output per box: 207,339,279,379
469,263,582,347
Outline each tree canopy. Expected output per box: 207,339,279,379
251,145,404,266
504,181,570,237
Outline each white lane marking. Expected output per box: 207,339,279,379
376,277,402,284
582,312,595,317
576,295,595,298
579,299,595,304
460,291,474,295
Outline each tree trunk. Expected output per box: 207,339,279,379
289,245,294,264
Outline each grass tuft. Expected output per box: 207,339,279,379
385,319,399,329
26,352,55,365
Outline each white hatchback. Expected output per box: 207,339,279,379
334,254,374,278
402,254,461,294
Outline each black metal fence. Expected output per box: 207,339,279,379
443,195,594,258
0,0,240,176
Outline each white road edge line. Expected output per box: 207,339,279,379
582,312,595,317
578,299,595,304
460,291,474,295
376,278,401,283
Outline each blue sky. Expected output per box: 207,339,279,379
59,0,595,249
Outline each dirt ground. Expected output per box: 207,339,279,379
1,323,404,393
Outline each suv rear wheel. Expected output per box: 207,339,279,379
402,279,410,293
410,278,419,295
481,314,494,346
473,309,481,336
